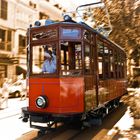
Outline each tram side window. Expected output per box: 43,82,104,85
118,53,122,78
75,44,82,70
97,41,125,79
97,42,104,78
110,50,114,78
121,55,125,78
32,43,57,74
98,41,114,79
114,52,118,78
104,46,110,78
121,53,125,78
84,44,91,74
118,52,125,78
60,41,82,76
114,51,125,79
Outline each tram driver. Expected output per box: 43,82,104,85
42,50,56,73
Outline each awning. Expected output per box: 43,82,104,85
16,65,27,75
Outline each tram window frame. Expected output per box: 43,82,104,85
60,41,82,76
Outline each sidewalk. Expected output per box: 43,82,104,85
104,108,140,140
104,88,140,140
0,98,28,120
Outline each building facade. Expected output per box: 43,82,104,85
0,0,64,86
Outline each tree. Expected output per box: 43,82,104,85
76,0,139,80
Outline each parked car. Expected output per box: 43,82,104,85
8,79,26,98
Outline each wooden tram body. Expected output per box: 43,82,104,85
22,16,127,131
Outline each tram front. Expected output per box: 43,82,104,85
22,21,86,126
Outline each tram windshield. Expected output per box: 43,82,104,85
31,41,82,76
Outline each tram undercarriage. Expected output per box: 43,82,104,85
21,97,121,135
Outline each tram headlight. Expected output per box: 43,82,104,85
36,96,48,108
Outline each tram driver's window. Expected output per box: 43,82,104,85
32,43,57,74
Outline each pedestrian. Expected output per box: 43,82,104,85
20,79,27,101
0,78,12,109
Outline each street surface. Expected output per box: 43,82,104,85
0,98,37,140
0,90,140,140
38,103,135,140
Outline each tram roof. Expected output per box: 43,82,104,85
30,19,125,53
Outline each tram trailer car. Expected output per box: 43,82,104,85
22,15,127,131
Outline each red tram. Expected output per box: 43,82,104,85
22,15,127,132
